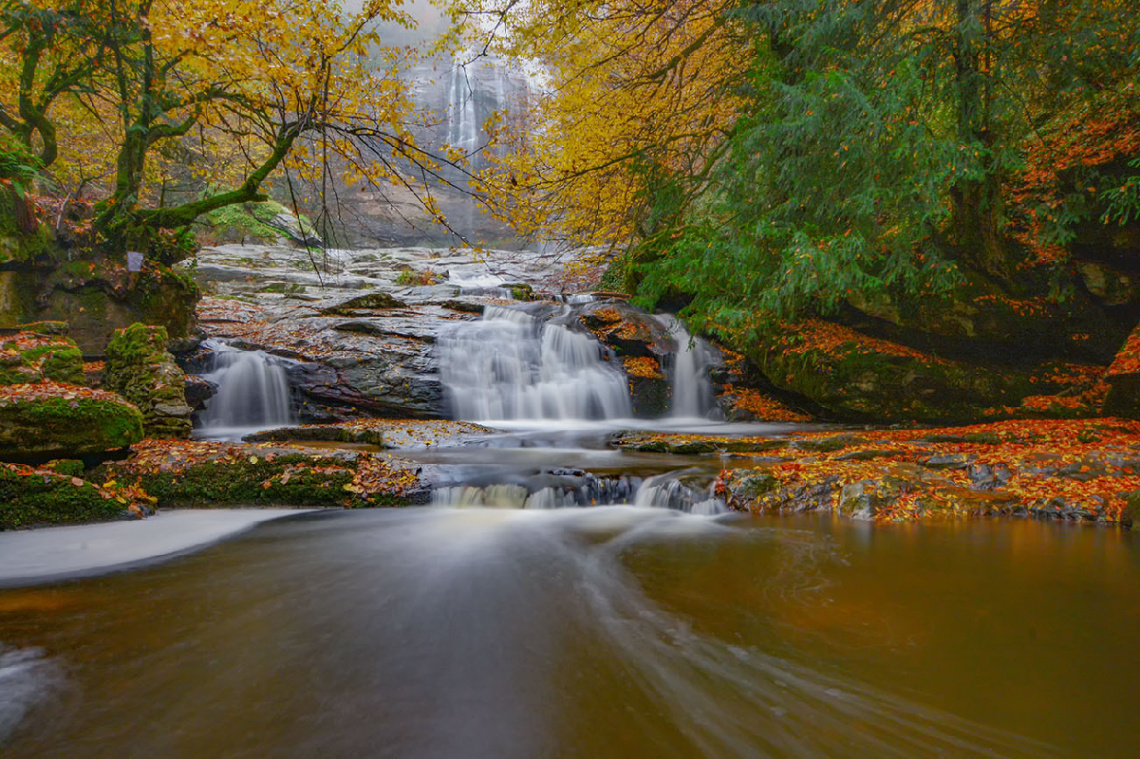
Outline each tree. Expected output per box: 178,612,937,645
0,0,450,257
463,0,1140,329
462,0,752,250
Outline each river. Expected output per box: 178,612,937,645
3,251,1139,756
1,505,1138,757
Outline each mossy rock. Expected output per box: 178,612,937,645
104,323,192,438
16,321,69,336
1121,491,1140,529
740,319,1048,423
847,269,1121,363
729,472,779,502
0,464,131,530
0,383,144,459
0,330,84,385
135,455,356,507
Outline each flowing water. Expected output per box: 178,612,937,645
439,304,633,421
3,299,1137,755
2,509,1138,757
196,339,296,440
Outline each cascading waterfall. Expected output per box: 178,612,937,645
446,62,479,159
438,305,632,421
198,339,295,432
654,314,715,418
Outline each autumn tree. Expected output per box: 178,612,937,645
0,0,453,258
462,0,1140,328
461,0,752,250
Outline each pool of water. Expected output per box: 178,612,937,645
1,507,1136,757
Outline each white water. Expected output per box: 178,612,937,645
654,314,716,419
198,340,295,435
446,62,479,158
439,305,633,421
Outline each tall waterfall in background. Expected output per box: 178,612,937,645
654,315,716,418
441,57,520,173
198,340,295,432
439,305,632,421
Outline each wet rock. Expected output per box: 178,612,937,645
103,324,193,438
0,383,143,460
837,480,887,519
578,300,675,359
922,453,978,469
183,375,217,410
966,463,1013,490
918,487,1020,517
320,292,407,315
727,472,779,504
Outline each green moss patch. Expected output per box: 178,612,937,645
0,463,137,530
100,439,424,507
0,382,143,459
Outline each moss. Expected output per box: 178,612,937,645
0,331,84,386
104,323,191,438
0,390,144,458
16,321,69,336
130,455,355,507
0,466,126,530
44,458,85,476
508,284,536,301
40,346,85,384
731,472,779,500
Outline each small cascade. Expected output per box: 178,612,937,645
430,469,724,514
633,471,727,514
431,472,641,509
654,315,716,419
198,340,295,432
438,305,633,421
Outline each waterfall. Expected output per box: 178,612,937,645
439,305,633,421
446,62,479,158
198,340,295,432
654,315,715,419
633,471,727,514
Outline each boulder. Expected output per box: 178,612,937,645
0,328,83,385
0,382,143,460
742,318,1058,423
103,324,194,438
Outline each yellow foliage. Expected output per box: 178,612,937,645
459,0,750,249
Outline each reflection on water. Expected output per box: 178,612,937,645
2,509,1137,757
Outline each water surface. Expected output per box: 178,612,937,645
1,508,1136,757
